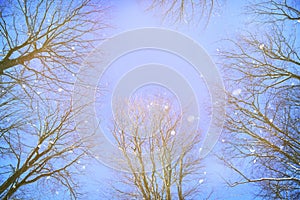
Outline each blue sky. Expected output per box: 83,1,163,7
79,1,261,199
0,0,280,199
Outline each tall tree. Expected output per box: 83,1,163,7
219,0,300,199
0,0,108,199
110,97,204,200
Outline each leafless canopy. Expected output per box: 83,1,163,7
0,82,95,199
146,0,218,27
110,97,204,200
220,0,300,199
246,0,300,23
0,0,108,199
0,0,107,88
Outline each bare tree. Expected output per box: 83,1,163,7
109,96,204,200
0,0,107,91
146,0,220,27
245,0,300,23
0,0,108,199
0,83,94,199
219,1,300,199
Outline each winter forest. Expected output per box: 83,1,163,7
0,0,299,199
